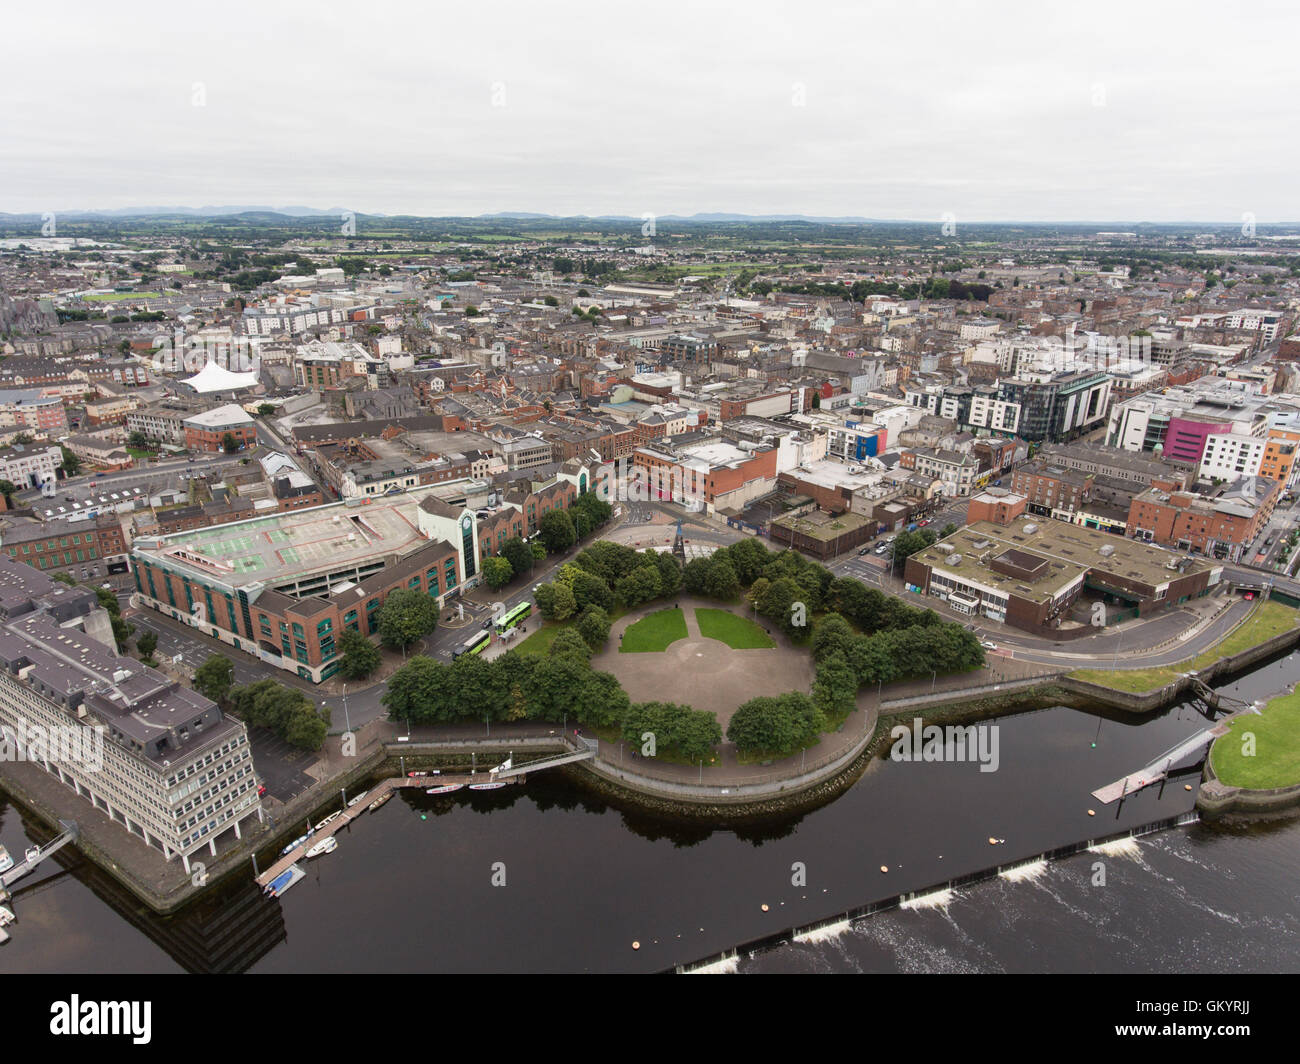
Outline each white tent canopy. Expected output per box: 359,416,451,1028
183,361,260,394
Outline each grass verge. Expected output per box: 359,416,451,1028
694,608,775,649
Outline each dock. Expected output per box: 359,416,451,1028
254,740,597,892
1091,725,1231,804
0,820,78,895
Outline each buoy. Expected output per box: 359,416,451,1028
880,865,888,873
1185,784,1193,791
988,836,998,845
761,903,769,912
632,941,640,950
1087,809,1096,816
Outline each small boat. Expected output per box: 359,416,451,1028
0,904,15,926
407,771,429,778
426,784,464,794
367,792,392,813
346,794,366,808
468,780,507,791
265,864,306,897
24,846,39,864
0,845,12,875
305,837,338,859
279,830,313,857
314,811,342,831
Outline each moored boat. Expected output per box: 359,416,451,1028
305,836,338,859
367,792,392,812
265,864,306,897
426,784,464,794
0,845,12,875
468,780,507,791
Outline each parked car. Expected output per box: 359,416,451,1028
981,641,998,651
918,519,930,527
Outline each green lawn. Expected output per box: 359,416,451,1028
1211,690,1300,789
513,623,570,656
619,608,688,652
694,608,774,649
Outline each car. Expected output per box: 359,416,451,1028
857,546,871,555
918,519,930,527
257,785,267,797
1244,591,1255,601
481,618,493,630
981,641,998,651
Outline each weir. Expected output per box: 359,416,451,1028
671,810,1201,974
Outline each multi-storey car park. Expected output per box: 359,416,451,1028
0,555,262,875
130,462,593,682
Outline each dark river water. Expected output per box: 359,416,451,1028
2,651,1297,974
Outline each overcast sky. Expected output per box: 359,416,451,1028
4,0,1297,222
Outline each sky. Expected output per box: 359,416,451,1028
3,0,1298,222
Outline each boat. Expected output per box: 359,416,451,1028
305,837,338,859
367,792,393,813
0,904,15,926
0,845,12,875
24,846,39,864
346,794,366,808
264,864,306,897
407,771,429,778
468,780,507,791
313,811,342,831
426,784,464,794
279,830,313,857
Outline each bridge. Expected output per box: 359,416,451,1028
0,820,79,894
493,737,598,779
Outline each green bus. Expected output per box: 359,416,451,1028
495,601,532,635
454,629,491,658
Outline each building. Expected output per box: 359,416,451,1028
899,447,980,497
0,443,63,491
0,390,68,433
904,519,1221,633
131,464,593,683
1126,477,1280,562
0,555,263,874
183,405,258,453
2,513,130,575
997,370,1112,442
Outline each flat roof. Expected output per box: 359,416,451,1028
911,519,1221,603
771,507,873,542
134,491,438,591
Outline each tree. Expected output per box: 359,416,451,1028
812,651,858,721
940,523,959,539
576,605,611,651
481,555,514,590
0,480,14,505
703,556,740,600
194,655,234,704
500,536,534,577
383,656,448,724
727,693,823,758
811,613,855,662
725,537,770,585
137,630,158,661
615,565,661,608
375,587,439,650
59,447,81,477
221,432,240,453
538,509,577,553
546,581,578,621
257,403,276,416
549,628,593,663
338,628,381,679
127,431,149,449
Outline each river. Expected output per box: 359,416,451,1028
1,651,1295,973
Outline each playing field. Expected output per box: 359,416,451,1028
619,608,688,652
694,608,774,649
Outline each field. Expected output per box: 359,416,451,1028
1211,689,1300,789
512,623,569,656
694,608,775,649
619,608,688,653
